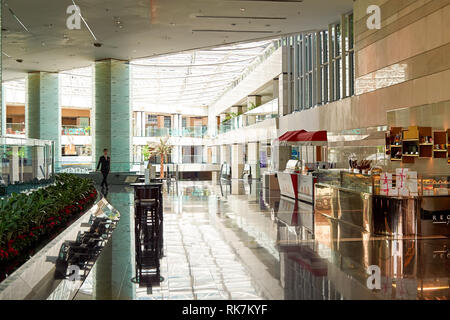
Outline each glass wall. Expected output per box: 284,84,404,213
0,137,54,194
283,12,354,113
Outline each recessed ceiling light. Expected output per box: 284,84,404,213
240,8,245,12
265,24,271,27
93,42,102,47
231,23,236,26
16,59,23,63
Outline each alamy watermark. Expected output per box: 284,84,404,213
367,5,381,30
366,265,381,290
67,264,81,281
66,4,82,30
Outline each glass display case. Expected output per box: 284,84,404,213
421,175,449,196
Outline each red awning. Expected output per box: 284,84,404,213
277,130,306,142
277,130,327,143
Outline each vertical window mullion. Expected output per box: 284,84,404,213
293,36,299,111
341,15,347,99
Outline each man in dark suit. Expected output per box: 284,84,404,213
97,148,111,189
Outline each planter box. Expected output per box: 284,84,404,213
0,197,119,300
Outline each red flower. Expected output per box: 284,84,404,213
29,232,34,237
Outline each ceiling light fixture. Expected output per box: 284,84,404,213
240,8,245,12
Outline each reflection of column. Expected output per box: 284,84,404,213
231,144,244,179
248,142,260,180
94,239,113,299
27,72,61,168
110,191,135,300
95,59,131,172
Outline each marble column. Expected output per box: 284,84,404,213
231,143,244,179
248,141,260,180
95,59,131,172
27,72,61,168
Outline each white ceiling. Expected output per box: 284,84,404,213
1,0,352,81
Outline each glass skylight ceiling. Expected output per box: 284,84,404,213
3,39,277,111
131,39,276,109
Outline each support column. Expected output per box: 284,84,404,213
231,143,244,179
247,95,261,126
220,144,230,165
272,145,291,171
248,141,260,180
278,73,289,116
95,59,131,172
27,72,61,168
1,84,5,136
0,6,3,137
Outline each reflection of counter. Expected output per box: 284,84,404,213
315,182,450,237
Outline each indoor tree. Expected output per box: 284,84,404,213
144,137,173,179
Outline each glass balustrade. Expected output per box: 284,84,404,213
136,126,207,138
218,99,279,134
6,123,26,136
0,136,54,195
61,125,91,136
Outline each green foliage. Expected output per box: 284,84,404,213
248,102,258,111
0,174,97,261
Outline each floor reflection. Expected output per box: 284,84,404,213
77,180,449,300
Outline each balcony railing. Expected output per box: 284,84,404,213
137,126,207,138
179,126,207,138
219,99,279,134
6,123,25,135
61,125,91,136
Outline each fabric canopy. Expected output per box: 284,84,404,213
276,130,328,145
277,130,306,142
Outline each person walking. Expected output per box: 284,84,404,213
97,148,111,189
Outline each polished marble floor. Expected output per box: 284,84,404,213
74,180,449,300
